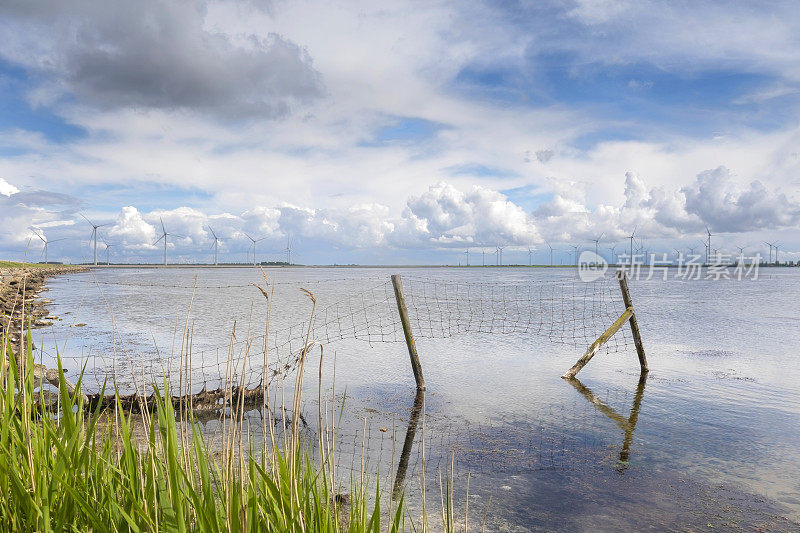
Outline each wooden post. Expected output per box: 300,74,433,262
391,274,425,390
617,270,648,373
561,307,633,379
561,270,648,379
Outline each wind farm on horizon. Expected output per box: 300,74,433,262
14,213,799,268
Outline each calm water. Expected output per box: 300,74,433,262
34,266,800,530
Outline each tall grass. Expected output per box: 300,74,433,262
0,322,404,531
0,270,476,532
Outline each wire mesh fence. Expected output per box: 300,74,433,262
37,274,633,397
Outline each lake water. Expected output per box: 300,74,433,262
34,266,800,530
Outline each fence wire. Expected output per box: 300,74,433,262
41,275,633,395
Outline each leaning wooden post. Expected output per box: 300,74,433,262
617,270,648,373
561,270,648,379
562,308,633,379
391,274,425,390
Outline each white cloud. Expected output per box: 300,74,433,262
0,177,19,196
732,84,800,105
390,182,540,248
108,207,157,249
557,0,800,82
568,0,634,25
530,166,800,244
3,172,800,262
682,167,800,232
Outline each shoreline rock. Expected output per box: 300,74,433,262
1,264,88,349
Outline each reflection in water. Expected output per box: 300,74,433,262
392,389,425,497
566,372,648,471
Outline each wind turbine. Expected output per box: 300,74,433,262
206,226,221,266
284,235,294,265
635,236,649,266
774,242,781,265
527,247,533,266
764,241,774,264
244,232,266,266
464,248,470,266
705,226,713,264
627,227,637,265
102,238,115,265
481,248,485,266
696,241,708,262
29,228,66,264
495,245,505,266
153,218,183,266
545,241,554,266
570,244,580,266
592,232,604,260
81,214,111,266
608,244,617,265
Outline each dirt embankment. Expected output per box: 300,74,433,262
0,264,88,349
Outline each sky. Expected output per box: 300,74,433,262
1,0,800,265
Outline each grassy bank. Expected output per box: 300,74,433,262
0,261,71,269
0,328,408,531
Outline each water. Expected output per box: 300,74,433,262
34,266,800,530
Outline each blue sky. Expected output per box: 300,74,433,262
2,0,800,264
0,61,86,149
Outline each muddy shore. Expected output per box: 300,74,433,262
0,264,88,352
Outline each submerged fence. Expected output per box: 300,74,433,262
37,272,645,402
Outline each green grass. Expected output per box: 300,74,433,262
0,329,405,532
0,261,75,269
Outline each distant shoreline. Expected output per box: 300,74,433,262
70,263,799,269
4,260,797,270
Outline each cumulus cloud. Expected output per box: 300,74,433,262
89,171,800,260
134,172,800,256
3,173,800,262
682,167,800,232
530,166,800,243
241,207,281,237
0,0,324,118
276,203,393,248
391,182,540,247
107,207,157,249
0,177,19,196
623,171,648,209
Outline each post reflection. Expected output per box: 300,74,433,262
565,372,648,471
392,389,425,498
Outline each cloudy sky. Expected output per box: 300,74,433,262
2,0,800,265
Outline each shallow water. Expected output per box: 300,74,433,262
34,266,800,530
